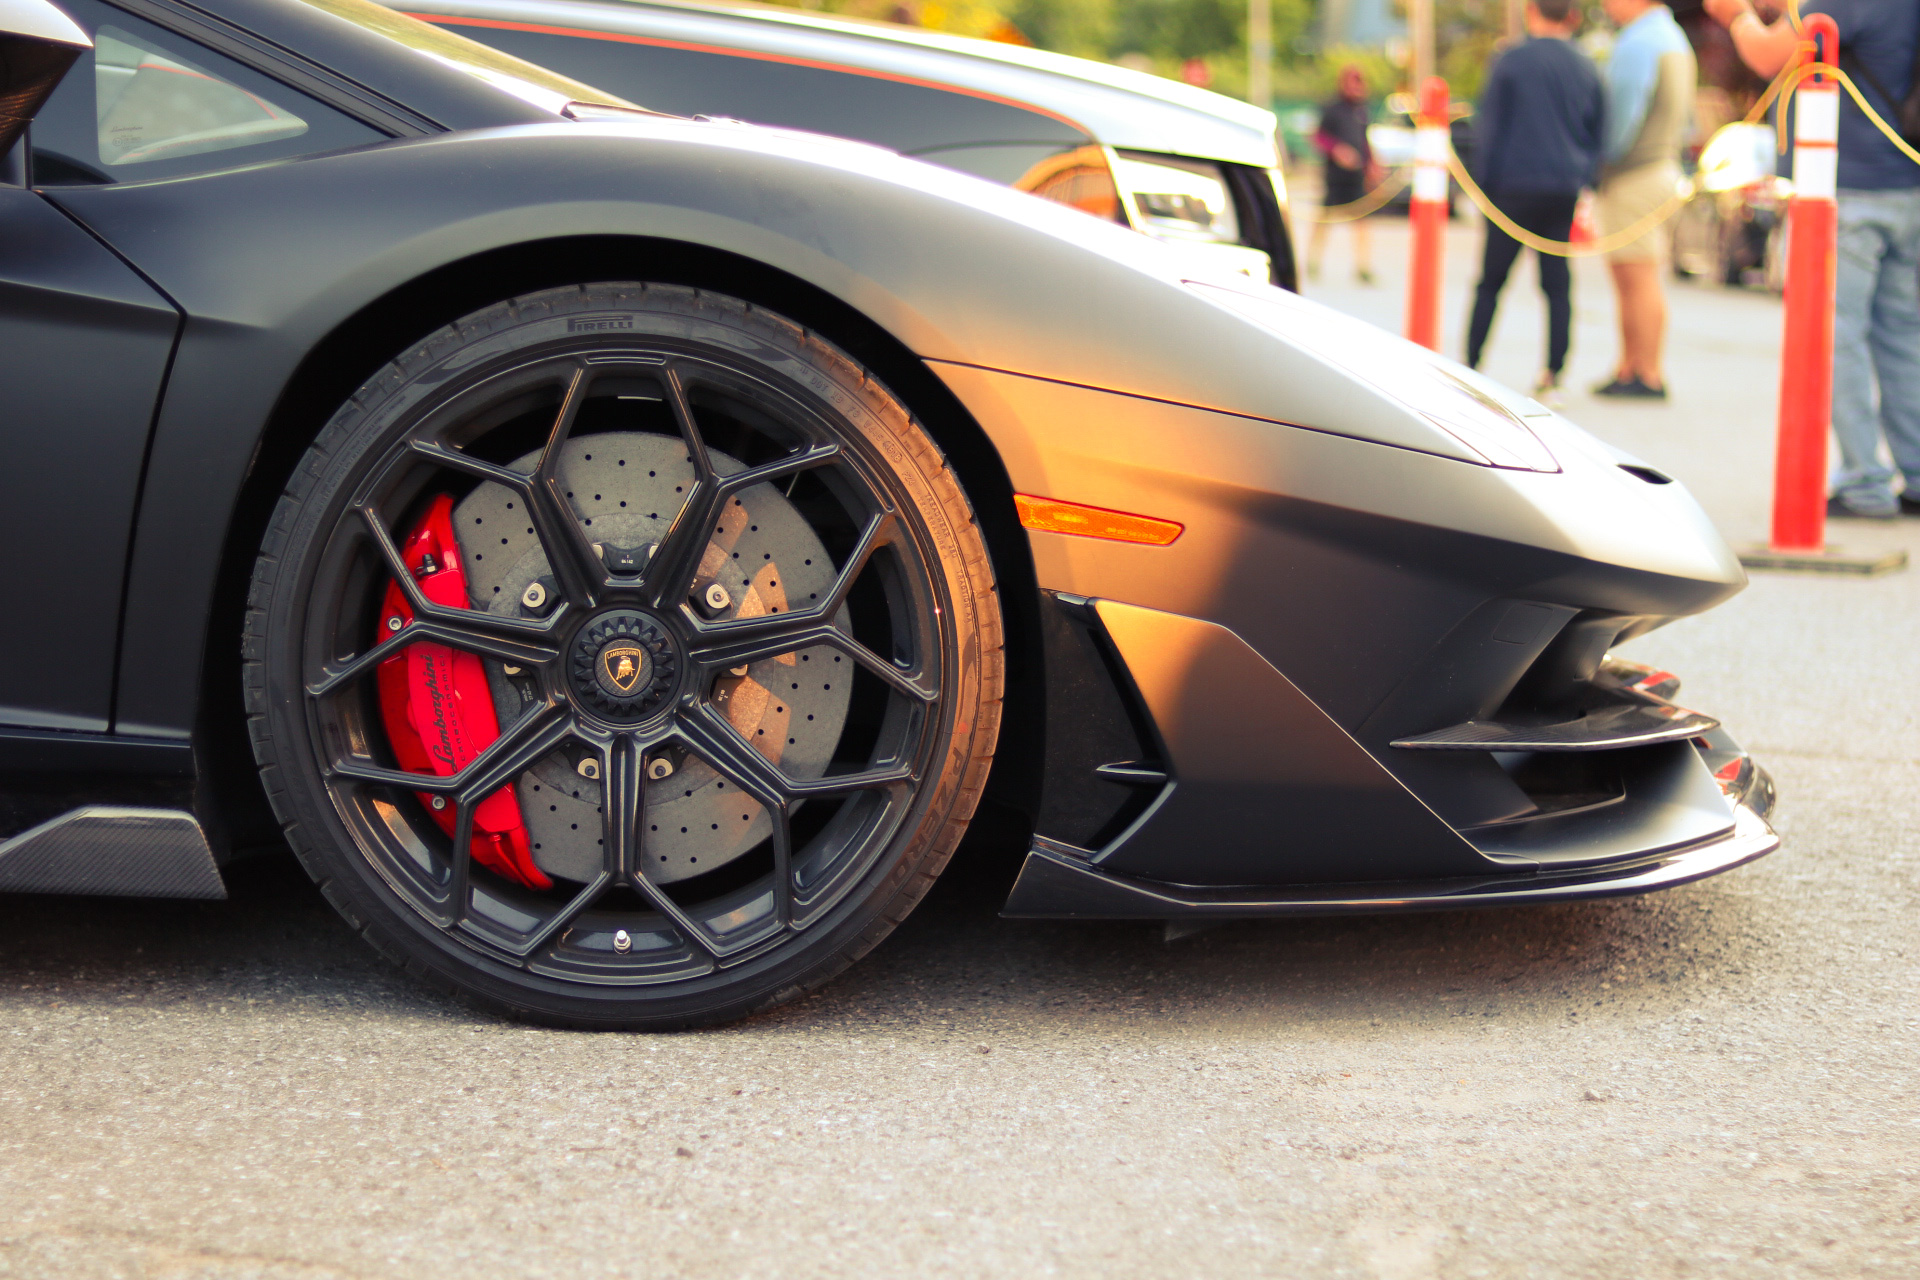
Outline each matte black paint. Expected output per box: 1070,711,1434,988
0,186,178,732
1091,600,1487,886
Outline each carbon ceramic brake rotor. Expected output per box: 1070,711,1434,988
451,432,851,885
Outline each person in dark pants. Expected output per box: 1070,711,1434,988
1308,64,1382,284
1464,0,1606,405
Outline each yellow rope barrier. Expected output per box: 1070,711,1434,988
1441,55,1862,259
1829,65,1920,167
1308,168,1410,223
1444,151,1693,257
1317,33,1920,252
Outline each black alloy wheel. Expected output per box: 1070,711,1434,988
245,284,1003,1029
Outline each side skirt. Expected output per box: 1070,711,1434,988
0,806,226,899
1001,804,1777,920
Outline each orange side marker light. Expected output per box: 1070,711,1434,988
1014,494,1182,546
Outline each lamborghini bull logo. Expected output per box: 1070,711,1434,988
601,644,648,694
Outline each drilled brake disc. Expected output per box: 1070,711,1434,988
450,432,852,884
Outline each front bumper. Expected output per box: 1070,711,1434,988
1001,791,1776,919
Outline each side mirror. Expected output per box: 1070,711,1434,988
0,0,92,159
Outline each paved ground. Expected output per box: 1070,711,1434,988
2,219,1917,1280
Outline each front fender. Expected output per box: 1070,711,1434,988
48,119,1483,739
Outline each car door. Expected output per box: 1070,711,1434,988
14,0,390,739
0,15,180,734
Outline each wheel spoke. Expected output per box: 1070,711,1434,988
687,620,846,670
675,705,797,810
602,734,645,882
819,510,898,614
529,365,610,609
827,631,940,705
355,506,564,646
680,704,914,799
688,620,935,705
441,797,475,928
662,363,718,487
639,368,725,611
643,483,723,611
678,509,900,647
330,705,571,798
623,873,728,960
767,801,795,929
408,440,533,492
488,870,614,959
451,708,576,805
713,442,841,498
308,617,556,698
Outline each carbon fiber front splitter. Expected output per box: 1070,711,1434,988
999,800,1778,920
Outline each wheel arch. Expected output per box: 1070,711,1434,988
199,234,1043,858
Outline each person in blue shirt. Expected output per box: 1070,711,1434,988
1707,0,1920,518
1592,0,1696,399
1464,0,1606,406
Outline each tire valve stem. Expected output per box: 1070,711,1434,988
612,929,632,955
430,795,447,810
646,756,674,781
386,616,403,632
577,758,601,781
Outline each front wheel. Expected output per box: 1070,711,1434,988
244,284,1002,1029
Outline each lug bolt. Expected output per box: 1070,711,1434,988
577,758,601,780
430,795,447,810
612,929,632,955
704,583,731,612
521,581,548,611
646,757,674,781
387,616,403,632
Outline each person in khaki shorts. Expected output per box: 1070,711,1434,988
1593,0,1695,398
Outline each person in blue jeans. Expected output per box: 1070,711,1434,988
1465,0,1606,406
1707,0,1920,518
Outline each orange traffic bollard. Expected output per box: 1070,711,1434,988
1740,15,1903,574
1404,77,1450,350
1770,14,1839,554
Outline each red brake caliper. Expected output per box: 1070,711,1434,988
375,494,551,890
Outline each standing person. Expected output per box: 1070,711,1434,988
1705,0,1920,518
1308,64,1382,284
1592,0,1696,399
1464,0,1607,406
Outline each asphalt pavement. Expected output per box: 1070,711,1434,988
2,217,1917,1280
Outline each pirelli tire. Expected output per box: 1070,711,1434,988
243,283,1004,1030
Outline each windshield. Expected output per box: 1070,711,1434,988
291,0,637,115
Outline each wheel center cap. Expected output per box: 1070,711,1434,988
570,609,678,721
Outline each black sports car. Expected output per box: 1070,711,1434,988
0,0,1775,1029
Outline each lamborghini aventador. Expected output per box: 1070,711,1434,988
0,0,1776,1029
